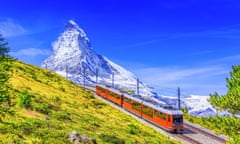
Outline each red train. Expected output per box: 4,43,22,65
96,85,183,132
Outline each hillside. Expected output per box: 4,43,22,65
0,59,179,144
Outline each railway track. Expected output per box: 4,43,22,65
174,133,202,144
171,123,227,144
183,122,226,144
84,85,227,144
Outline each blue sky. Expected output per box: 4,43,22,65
1,0,240,96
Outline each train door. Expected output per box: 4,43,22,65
120,95,124,107
168,115,171,123
166,114,172,128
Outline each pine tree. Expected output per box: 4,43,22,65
0,33,10,93
209,92,222,116
0,33,9,58
0,33,12,121
209,65,240,116
224,66,240,115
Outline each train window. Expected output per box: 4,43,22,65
97,86,106,93
173,115,183,123
124,97,131,104
132,101,141,111
154,110,166,120
142,105,153,117
109,91,120,99
115,93,120,99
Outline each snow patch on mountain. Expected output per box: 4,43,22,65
183,95,216,117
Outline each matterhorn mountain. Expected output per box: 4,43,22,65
42,20,154,96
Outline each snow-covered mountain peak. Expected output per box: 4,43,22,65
42,20,155,97
65,20,85,34
67,20,79,27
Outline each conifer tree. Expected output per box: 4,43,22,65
209,65,240,116
209,92,222,116
0,33,11,121
0,33,9,58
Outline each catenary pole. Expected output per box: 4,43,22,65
178,87,181,110
112,72,114,88
96,68,98,85
137,78,139,95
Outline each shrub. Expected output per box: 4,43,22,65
83,103,88,109
91,100,106,108
59,86,65,92
52,95,61,106
128,124,141,135
87,93,95,99
100,134,125,144
35,103,50,114
18,90,32,109
53,111,71,121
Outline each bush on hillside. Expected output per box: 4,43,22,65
18,90,32,109
99,134,125,144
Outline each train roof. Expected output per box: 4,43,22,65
97,85,183,115
125,94,183,115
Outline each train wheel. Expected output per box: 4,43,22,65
179,129,184,134
174,129,177,134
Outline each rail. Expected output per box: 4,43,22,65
184,122,226,144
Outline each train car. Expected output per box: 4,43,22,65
107,90,123,106
123,94,183,132
95,85,183,132
143,101,183,132
123,95,142,117
96,85,123,106
96,85,108,99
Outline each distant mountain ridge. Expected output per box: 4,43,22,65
42,20,154,96
156,94,230,117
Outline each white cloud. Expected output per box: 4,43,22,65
217,54,240,64
11,48,51,57
192,50,216,56
133,65,229,96
200,54,240,69
130,53,240,96
0,18,27,37
136,66,227,82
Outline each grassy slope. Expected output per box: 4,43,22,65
0,60,179,144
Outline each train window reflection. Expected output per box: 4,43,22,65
173,115,183,123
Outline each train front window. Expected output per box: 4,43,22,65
173,115,183,123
